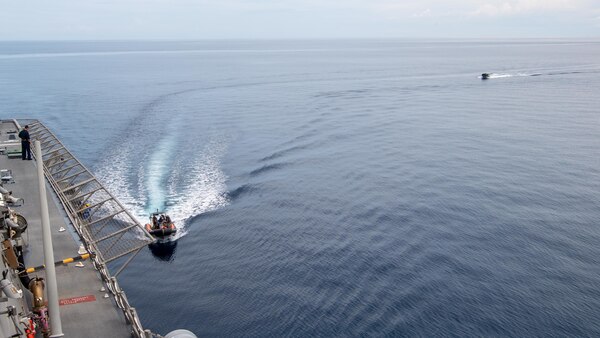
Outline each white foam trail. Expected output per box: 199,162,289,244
481,72,547,79
96,132,230,241
488,73,513,79
163,137,230,240
146,133,178,213
96,142,143,219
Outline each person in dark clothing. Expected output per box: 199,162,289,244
18,125,32,160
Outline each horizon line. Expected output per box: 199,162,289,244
1,36,600,43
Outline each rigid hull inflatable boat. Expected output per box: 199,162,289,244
145,211,177,238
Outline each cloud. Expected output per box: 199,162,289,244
362,0,592,18
0,0,599,39
413,9,432,18
470,0,584,16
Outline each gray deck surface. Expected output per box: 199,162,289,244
1,120,132,337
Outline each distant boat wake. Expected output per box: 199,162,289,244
479,65,600,80
480,72,542,79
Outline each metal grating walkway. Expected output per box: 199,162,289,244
26,120,155,270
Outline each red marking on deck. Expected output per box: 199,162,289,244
59,295,96,306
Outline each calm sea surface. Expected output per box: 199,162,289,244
1,40,600,337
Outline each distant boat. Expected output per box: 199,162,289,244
481,73,490,80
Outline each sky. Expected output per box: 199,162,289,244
1,0,599,40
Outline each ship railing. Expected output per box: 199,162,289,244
23,120,156,338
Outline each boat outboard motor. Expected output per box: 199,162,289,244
0,185,23,206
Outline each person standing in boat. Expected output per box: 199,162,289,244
18,125,32,160
152,215,158,229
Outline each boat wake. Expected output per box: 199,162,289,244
160,137,229,240
480,65,600,80
480,72,542,79
94,91,230,241
96,134,229,241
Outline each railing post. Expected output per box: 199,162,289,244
35,140,64,337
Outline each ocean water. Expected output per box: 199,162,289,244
1,39,600,337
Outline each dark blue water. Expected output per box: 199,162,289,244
1,40,600,337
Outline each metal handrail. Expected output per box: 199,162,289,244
23,119,157,338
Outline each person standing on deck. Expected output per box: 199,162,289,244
18,125,32,160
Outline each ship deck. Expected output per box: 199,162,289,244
0,120,132,337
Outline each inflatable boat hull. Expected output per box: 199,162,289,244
145,223,177,238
